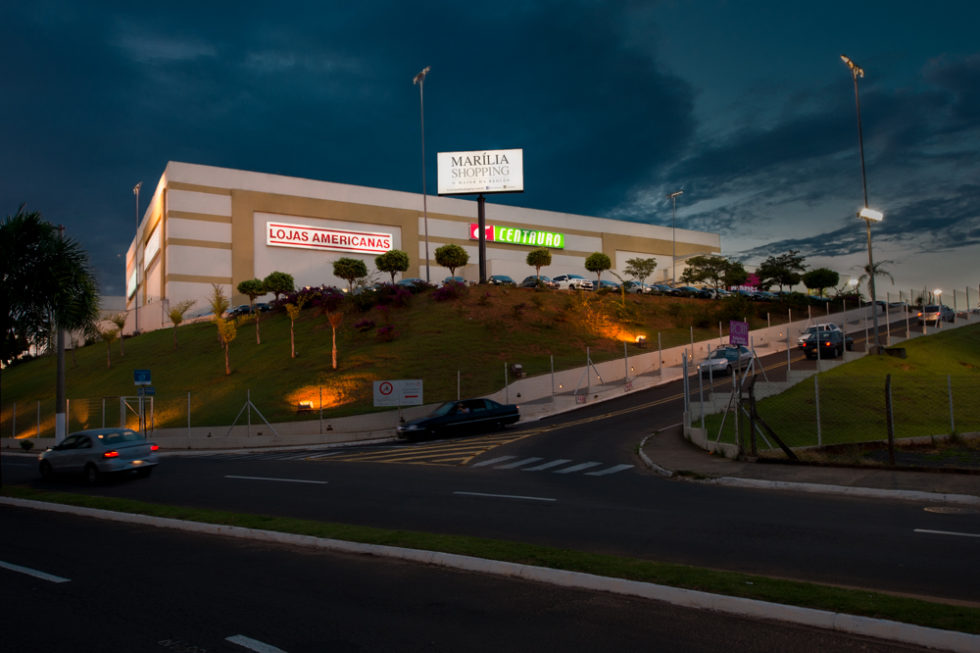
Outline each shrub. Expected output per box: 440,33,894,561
376,325,397,342
432,281,467,302
354,319,375,332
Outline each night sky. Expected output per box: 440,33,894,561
2,1,978,303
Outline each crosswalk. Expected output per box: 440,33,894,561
471,455,634,476
194,445,634,477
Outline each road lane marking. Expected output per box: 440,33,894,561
0,560,70,583
914,528,980,539
585,464,635,476
553,461,603,474
224,475,327,485
523,459,572,471
495,457,543,469
453,491,556,503
226,634,288,652
471,456,517,467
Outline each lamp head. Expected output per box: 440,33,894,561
133,181,142,195
858,207,883,222
667,190,684,200
840,54,864,78
413,66,431,85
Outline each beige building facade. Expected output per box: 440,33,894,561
125,161,721,333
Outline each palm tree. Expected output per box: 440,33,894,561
1,207,99,365
858,260,895,299
168,300,196,349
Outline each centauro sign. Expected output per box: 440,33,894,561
266,222,393,254
469,224,565,249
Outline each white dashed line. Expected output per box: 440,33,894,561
224,475,327,485
0,560,70,583
226,634,288,652
453,491,557,502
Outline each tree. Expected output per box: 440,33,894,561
168,300,196,349
757,250,806,291
584,252,611,283
375,250,410,284
802,268,840,297
285,296,307,359
526,248,552,282
333,257,368,292
97,325,118,369
857,260,895,299
263,271,295,302
1,207,99,365
328,311,343,369
680,255,734,293
237,278,266,344
435,244,469,278
722,260,748,289
625,257,657,286
109,313,127,356
216,317,237,375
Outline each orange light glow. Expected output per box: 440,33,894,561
286,386,349,411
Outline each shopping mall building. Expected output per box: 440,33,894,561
125,161,721,332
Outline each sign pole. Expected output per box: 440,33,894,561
478,194,487,283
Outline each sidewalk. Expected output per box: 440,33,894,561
640,423,980,506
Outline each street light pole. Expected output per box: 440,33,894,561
667,190,683,285
133,181,142,334
842,55,881,353
413,66,431,283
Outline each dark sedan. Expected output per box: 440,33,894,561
800,330,853,359
396,398,520,441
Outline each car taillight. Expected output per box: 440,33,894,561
102,450,120,459
150,444,159,451
825,341,831,346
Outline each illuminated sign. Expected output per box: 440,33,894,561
437,148,524,195
469,224,565,249
266,222,393,254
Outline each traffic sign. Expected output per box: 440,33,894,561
134,369,151,386
373,380,423,407
729,320,749,346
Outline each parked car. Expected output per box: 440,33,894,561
797,323,842,348
675,285,703,297
696,345,753,376
38,428,159,483
488,274,516,286
520,275,556,289
442,276,467,285
800,330,853,359
917,304,955,325
594,279,621,291
254,302,272,312
623,281,653,294
396,398,520,441
229,304,253,317
649,284,680,296
552,274,594,290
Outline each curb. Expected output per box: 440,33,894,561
2,496,976,653
702,476,980,507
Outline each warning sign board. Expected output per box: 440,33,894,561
373,379,423,407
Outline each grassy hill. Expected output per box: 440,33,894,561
3,286,823,436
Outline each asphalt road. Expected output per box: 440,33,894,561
0,506,935,653
2,313,975,630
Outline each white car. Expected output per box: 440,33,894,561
552,274,594,290
696,345,754,376
797,322,842,348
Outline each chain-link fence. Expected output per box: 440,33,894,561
701,374,979,453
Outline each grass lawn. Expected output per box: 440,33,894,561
2,287,807,436
701,323,980,451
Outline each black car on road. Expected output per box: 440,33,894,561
396,398,520,441
800,330,853,359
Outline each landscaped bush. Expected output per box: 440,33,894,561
432,281,467,302
354,319,375,332
376,325,397,342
